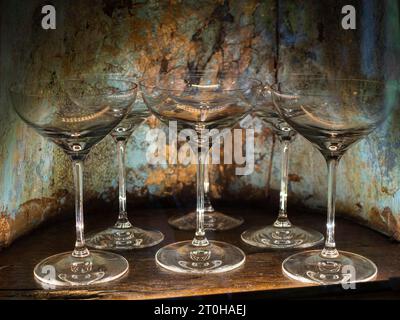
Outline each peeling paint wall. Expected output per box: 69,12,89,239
276,0,400,240
0,0,399,247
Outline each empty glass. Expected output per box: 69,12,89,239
168,157,244,231
241,84,324,249
141,68,260,273
10,75,137,286
272,76,398,284
85,75,164,250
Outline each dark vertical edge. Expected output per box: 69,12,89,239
274,0,280,83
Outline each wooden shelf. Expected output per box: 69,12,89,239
1,206,400,299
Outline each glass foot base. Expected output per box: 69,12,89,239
156,240,245,274
86,226,164,250
34,250,128,287
282,250,377,285
168,211,244,231
241,225,324,249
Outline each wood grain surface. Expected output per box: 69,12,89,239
0,205,400,300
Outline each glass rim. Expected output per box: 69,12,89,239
10,77,138,98
63,72,141,81
270,77,395,98
139,77,263,93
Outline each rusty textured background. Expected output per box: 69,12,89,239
0,0,399,248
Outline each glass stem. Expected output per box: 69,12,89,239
192,132,209,247
203,157,214,213
274,138,292,228
71,159,90,258
115,138,132,229
321,157,340,259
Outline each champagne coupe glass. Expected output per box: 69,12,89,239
167,144,244,231
85,75,164,250
272,76,398,284
167,68,245,232
241,84,324,249
10,76,137,286
141,68,260,273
